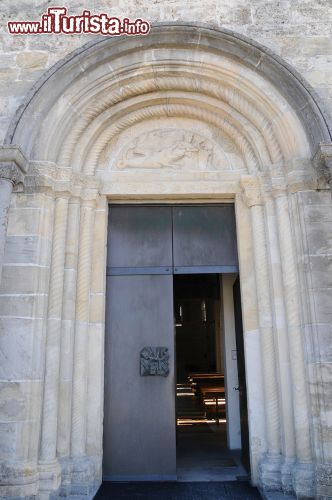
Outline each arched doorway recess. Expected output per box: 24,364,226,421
0,24,331,499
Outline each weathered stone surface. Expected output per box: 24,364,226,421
316,463,332,498
0,317,45,379
16,51,48,70
0,1,329,144
305,221,332,255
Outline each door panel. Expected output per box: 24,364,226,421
233,276,250,472
107,206,173,270
172,206,238,273
103,274,176,480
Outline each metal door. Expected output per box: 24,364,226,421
233,276,250,472
103,207,176,480
104,204,239,480
172,205,238,274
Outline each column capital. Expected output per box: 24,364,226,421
25,162,100,200
286,170,317,193
313,143,332,186
270,176,288,198
240,175,263,207
0,145,28,186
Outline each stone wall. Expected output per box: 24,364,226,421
295,189,332,498
0,0,331,144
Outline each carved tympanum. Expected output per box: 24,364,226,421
114,129,222,171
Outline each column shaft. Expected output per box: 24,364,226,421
265,196,296,493
0,179,13,283
274,194,312,463
251,204,281,457
57,198,81,458
40,195,69,462
71,201,95,457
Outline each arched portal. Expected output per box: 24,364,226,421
0,24,331,499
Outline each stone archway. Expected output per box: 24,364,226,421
0,24,331,499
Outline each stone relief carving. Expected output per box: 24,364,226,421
313,143,332,190
240,175,263,207
140,347,170,377
113,129,226,171
0,163,25,185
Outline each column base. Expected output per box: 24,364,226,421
281,457,296,495
316,463,332,499
260,453,282,491
0,461,39,498
292,462,315,499
38,459,61,499
59,456,100,498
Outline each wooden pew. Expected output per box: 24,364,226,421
188,373,226,423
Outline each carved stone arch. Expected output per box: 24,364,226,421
0,23,332,500
6,25,331,154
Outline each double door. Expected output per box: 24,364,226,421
103,205,238,480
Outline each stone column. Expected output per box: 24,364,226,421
39,193,70,495
57,196,81,492
241,176,281,490
234,193,266,485
263,191,296,494
0,146,28,285
85,197,108,488
272,180,314,497
70,197,96,491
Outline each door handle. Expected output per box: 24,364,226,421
233,386,240,391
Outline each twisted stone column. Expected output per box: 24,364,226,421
272,184,313,497
241,176,281,490
0,146,27,285
57,197,81,489
39,194,69,493
71,199,96,470
264,194,296,494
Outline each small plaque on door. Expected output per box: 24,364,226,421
140,347,170,377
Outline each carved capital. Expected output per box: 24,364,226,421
286,169,317,193
313,143,332,186
240,175,263,207
0,164,24,185
24,162,100,200
80,197,97,209
0,145,28,186
72,173,100,202
270,176,287,198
